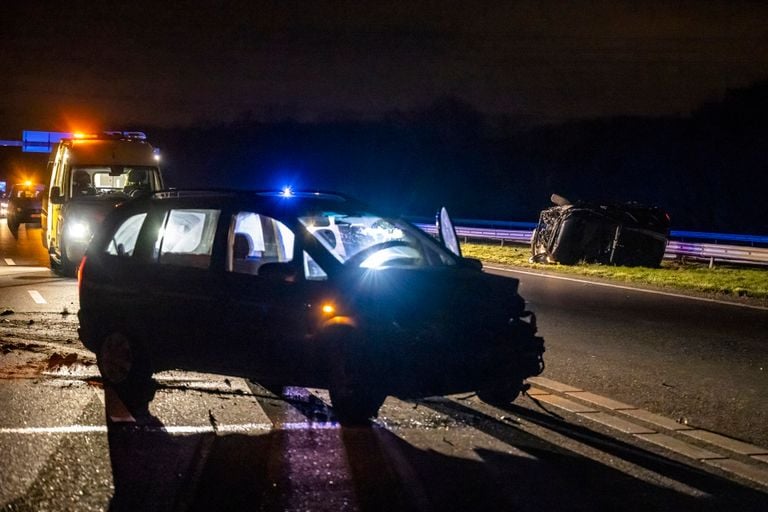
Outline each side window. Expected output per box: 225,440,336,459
303,251,328,281
106,213,147,256
53,149,66,193
227,212,295,276
156,209,220,269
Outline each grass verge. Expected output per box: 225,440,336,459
462,242,768,301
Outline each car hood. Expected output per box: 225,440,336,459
339,267,526,332
12,198,42,209
63,195,128,226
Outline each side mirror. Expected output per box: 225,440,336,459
436,206,462,257
461,257,483,271
50,186,64,205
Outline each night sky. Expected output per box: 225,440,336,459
3,1,768,135
2,1,768,232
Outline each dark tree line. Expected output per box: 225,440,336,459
146,82,768,234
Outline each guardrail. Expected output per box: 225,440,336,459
416,223,768,267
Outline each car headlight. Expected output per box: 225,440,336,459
68,221,91,240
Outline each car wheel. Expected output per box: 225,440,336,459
327,331,386,426
8,218,19,237
54,242,77,277
477,381,523,406
97,331,154,410
329,384,386,426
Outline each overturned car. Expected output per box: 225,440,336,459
531,194,670,267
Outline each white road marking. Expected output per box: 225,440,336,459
0,423,273,435
27,290,47,304
0,266,50,276
485,265,768,311
4,258,15,265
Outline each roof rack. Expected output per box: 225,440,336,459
103,131,147,140
147,188,352,202
66,131,148,142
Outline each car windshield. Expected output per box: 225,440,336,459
299,212,457,269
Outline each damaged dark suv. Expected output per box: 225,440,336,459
78,190,544,424
531,194,670,267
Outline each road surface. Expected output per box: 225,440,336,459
1,220,767,510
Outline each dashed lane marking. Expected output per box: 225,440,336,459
27,290,47,304
4,258,15,265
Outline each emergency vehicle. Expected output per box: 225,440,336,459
42,132,163,275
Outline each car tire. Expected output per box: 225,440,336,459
7,218,19,237
96,331,154,411
329,385,386,426
327,330,386,426
54,242,77,277
477,381,523,406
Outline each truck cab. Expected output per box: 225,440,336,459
42,132,164,275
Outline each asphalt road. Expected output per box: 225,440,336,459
484,264,768,449
1,220,768,510
0,220,75,314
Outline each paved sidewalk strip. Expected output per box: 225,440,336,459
619,408,694,432
565,391,636,411
527,376,582,393
681,429,768,456
635,433,724,461
525,386,550,396
527,376,768,487
705,458,768,487
531,393,598,413
578,412,655,435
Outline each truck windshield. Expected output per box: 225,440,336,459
70,166,161,198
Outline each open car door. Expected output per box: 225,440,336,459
436,206,462,258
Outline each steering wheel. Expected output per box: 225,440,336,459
346,240,412,268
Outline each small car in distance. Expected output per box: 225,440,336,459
78,190,545,424
6,182,45,234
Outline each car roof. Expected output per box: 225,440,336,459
129,189,371,216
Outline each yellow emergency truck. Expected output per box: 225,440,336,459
42,132,164,275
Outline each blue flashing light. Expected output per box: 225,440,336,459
281,186,294,197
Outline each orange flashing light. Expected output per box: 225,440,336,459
72,132,98,140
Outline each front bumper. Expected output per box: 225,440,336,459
367,314,545,397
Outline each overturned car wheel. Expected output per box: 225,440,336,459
97,331,154,411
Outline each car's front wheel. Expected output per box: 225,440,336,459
7,218,19,237
55,241,78,277
96,331,154,411
477,381,525,406
326,330,386,426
